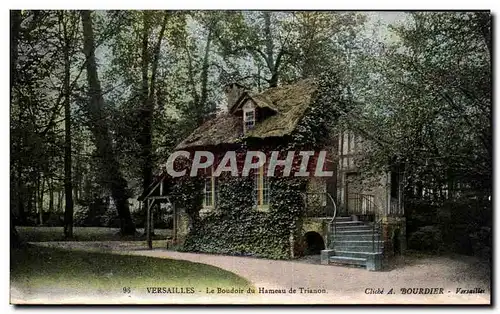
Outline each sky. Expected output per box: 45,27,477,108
365,11,408,43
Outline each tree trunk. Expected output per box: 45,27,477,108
10,10,21,247
263,12,279,88
185,21,212,126
80,10,135,235
34,178,38,224
139,12,168,194
62,12,74,238
48,178,54,213
268,72,279,88
74,153,82,202
199,28,213,121
27,189,33,218
16,163,26,225
139,11,152,194
263,12,274,71
57,190,63,212
84,173,91,201
10,10,20,100
38,173,45,225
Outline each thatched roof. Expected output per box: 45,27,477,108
230,92,278,114
175,79,317,150
176,113,243,150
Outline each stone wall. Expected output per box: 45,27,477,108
296,217,330,256
381,216,407,261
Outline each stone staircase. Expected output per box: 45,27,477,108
321,216,383,271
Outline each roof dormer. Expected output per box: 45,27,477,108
242,100,256,134
230,92,279,135
229,93,277,115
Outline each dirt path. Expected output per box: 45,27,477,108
13,241,491,305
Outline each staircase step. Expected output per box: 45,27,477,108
334,242,384,248
332,224,373,231
334,229,379,234
334,240,384,244
335,224,373,228
333,245,384,253
333,234,381,241
333,250,383,258
329,256,366,267
334,221,366,225
332,239,381,245
332,216,353,222
334,226,374,232
325,216,385,270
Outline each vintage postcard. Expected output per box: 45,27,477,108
10,9,492,305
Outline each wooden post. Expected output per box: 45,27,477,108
145,199,150,235
151,203,155,238
147,198,154,249
172,202,177,244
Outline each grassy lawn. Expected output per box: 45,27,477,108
11,245,252,294
17,226,171,242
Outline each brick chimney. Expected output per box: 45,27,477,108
224,82,246,110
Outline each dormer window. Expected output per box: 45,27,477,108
232,94,276,134
243,108,256,133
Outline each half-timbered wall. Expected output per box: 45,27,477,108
333,130,403,217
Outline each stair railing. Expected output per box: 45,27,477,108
325,193,337,248
300,192,337,248
353,195,383,254
351,194,384,254
302,192,335,218
347,193,377,216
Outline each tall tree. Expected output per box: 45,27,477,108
104,10,187,199
58,11,80,238
284,12,367,80
139,11,169,193
214,11,292,88
10,9,22,247
11,10,84,233
213,11,367,89
181,12,217,125
345,12,492,201
81,10,135,235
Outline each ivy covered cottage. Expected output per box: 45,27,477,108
140,77,406,271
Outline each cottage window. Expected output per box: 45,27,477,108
244,109,256,133
203,167,216,208
254,166,270,209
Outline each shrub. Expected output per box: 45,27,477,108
44,212,64,227
470,226,492,259
408,225,443,252
132,209,146,228
25,211,39,226
439,196,491,256
74,198,111,227
132,207,173,229
100,206,120,228
73,204,90,227
405,199,438,234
